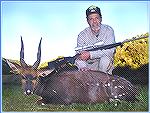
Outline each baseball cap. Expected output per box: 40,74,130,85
86,5,102,18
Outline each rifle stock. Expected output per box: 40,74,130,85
48,42,121,69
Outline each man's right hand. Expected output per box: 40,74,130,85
79,51,90,61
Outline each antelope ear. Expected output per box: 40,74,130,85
6,59,21,73
38,68,55,77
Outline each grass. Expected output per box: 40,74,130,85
2,83,148,112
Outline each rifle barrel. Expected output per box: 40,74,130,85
86,42,122,51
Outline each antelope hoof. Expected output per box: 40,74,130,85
36,99,47,105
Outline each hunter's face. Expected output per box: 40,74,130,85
87,13,102,34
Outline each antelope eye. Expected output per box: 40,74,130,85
32,76,37,80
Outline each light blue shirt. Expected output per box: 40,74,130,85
76,24,116,59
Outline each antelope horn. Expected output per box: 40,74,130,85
20,36,28,68
32,38,42,69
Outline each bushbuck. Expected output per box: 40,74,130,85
6,37,139,105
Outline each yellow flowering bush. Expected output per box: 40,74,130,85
39,56,64,69
114,33,149,69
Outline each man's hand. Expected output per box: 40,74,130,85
79,51,90,61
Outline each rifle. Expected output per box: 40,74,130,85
75,35,148,52
48,35,148,69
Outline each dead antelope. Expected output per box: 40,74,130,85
6,37,139,105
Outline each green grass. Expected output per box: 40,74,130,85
2,84,148,112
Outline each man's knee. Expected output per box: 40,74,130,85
99,57,114,74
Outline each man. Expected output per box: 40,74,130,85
75,5,116,74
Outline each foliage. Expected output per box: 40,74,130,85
39,56,64,69
114,33,149,69
2,58,11,75
113,64,148,85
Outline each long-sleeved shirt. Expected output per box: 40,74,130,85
76,24,116,59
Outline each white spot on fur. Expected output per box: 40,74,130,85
96,83,99,86
122,93,125,95
114,96,117,98
114,86,117,88
41,103,45,105
118,86,124,88
119,94,122,97
53,90,57,93
27,90,31,93
112,80,115,82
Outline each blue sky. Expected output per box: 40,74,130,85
1,1,149,64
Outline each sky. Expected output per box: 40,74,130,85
1,1,149,65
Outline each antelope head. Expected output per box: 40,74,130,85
6,37,54,95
